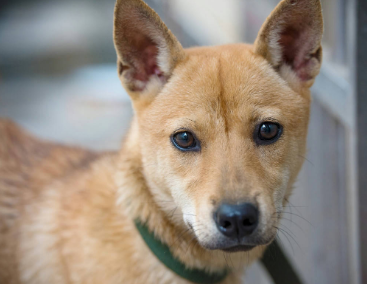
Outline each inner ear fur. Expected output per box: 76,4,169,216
254,0,323,88
113,0,185,93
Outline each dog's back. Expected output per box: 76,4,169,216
0,119,101,218
0,119,101,283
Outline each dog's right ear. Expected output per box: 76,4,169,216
113,0,185,96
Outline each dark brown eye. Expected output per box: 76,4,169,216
172,131,199,151
256,122,282,145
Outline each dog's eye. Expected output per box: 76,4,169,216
255,122,282,145
171,131,199,151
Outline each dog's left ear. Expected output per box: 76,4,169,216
113,0,185,95
254,0,323,88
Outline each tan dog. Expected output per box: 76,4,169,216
0,0,323,283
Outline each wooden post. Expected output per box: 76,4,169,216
357,0,367,282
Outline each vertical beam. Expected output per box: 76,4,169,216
356,0,367,282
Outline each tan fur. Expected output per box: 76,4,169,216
0,0,323,283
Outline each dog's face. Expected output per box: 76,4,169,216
114,0,323,251
138,47,311,250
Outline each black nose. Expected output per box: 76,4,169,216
214,203,259,239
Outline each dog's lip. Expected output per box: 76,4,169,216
221,244,256,252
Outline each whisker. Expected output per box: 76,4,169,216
275,225,302,254
169,206,178,218
278,223,298,240
284,197,307,216
276,211,313,227
274,216,307,235
274,226,295,256
298,154,314,166
222,252,230,269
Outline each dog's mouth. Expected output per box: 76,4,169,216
221,245,256,252
197,233,275,253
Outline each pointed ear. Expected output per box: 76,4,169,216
254,0,323,88
113,0,185,94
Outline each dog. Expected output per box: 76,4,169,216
0,0,323,283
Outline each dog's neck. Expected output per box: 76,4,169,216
114,119,265,274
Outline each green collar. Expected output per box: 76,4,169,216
134,220,229,284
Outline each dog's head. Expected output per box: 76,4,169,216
114,0,323,252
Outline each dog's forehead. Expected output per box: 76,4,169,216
156,45,303,121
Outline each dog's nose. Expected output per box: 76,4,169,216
215,203,259,239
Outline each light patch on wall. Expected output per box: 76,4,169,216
168,0,244,45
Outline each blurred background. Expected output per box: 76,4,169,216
0,0,365,283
